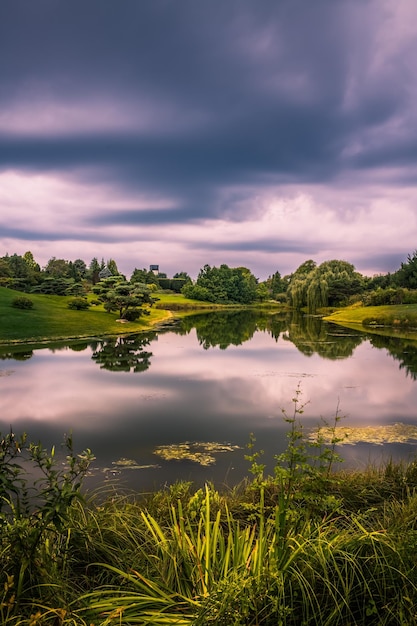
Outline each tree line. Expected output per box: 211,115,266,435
2,249,417,312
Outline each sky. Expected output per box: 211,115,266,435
0,0,416,281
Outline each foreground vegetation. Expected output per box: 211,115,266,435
2,393,417,625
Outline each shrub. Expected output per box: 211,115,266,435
67,297,90,310
362,287,417,307
11,296,34,309
123,308,141,321
182,283,214,302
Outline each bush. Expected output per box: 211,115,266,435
158,277,189,292
362,287,417,307
11,296,34,309
182,283,214,302
123,308,142,321
67,297,90,310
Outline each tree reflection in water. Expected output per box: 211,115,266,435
0,350,33,361
2,310,417,381
282,311,363,360
367,334,417,381
178,310,287,349
91,333,155,372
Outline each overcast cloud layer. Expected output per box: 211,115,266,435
0,0,416,279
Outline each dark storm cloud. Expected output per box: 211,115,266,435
187,238,322,255
2,0,413,213
354,252,407,275
0,225,120,244
88,206,204,226
0,0,416,277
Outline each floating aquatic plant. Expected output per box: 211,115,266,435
103,458,160,473
310,423,417,445
154,441,240,466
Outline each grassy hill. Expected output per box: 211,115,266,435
0,287,172,344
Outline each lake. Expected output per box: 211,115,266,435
2,310,417,493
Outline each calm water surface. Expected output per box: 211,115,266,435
2,310,417,492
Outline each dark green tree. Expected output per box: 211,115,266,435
394,251,417,288
107,258,120,276
0,253,41,290
173,271,192,282
88,258,101,285
92,276,155,319
71,259,87,281
0,256,12,278
131,267,160,286
183,264,258,304
44,257,70,278
265,271,287,298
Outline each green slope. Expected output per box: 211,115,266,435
0,287,171,344
324,303,417,339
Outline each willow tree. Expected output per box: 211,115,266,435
286,260,316,309
287,259,364,312
307,277,328,312
307,260,364,312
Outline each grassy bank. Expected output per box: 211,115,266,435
324,303,417,337
0,287,284,343
154,291,283,314
0,287,172,344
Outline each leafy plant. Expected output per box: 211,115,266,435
0,430,95,601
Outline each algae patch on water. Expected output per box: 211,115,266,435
154,441,241,466
310,423,417,445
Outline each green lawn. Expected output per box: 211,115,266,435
154,291,283,314
0,287,172,344
324,303,417,339
154,291,222,311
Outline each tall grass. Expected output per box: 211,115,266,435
2,403,417,625
59,486,417,625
